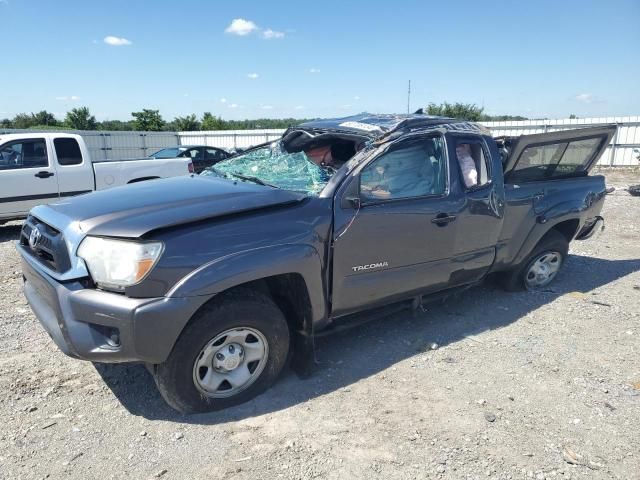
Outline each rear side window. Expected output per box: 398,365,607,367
184,148,203,160
206,148,226,161
54,138,83,166
454,139,491,190
0,139,48,170
509,137,603,183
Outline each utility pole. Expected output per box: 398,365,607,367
407,80,411,114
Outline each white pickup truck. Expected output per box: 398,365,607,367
0,132,194,223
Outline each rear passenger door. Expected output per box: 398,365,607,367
447,133,505,285
0,137,59,218
52,137,94,198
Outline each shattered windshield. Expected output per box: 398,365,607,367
201,142,333,195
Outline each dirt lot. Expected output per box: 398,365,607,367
1,172,639,480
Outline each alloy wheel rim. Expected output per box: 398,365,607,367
192,327,269,398
525,251,562,289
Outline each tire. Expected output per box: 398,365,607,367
501,230,569,292
154,289,290,414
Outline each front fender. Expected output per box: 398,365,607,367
167,243,327,324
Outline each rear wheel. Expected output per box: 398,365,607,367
501,230,569,291
154,289,290,413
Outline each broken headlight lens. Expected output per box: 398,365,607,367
77,237,164,291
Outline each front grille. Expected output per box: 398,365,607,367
20,216,72,273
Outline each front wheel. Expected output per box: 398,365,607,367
501,230,569,291
153,289,290,413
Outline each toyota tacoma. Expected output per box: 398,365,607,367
17,114,614,413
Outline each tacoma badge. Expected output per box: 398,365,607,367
352,261,389,272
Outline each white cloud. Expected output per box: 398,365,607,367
262,29,285,39
104,35,132,46
294,105,305,110
228,103,239,109
247,73,259,79
574,93,595,104
225,18,258,36
308,68,320,73
261,105,274,110
575,93,593,103
220,98,227,103
55,95,81,101
354,96,360,100
341,104,352,109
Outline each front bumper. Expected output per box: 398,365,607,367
19,244,204,364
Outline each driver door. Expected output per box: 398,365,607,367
0,137,59,219
331,135,463,317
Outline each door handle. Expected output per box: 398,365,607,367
34,171,54,178
431,213,457,226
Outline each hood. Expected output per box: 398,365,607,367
41,175,306,238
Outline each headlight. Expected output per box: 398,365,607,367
77,237,164,291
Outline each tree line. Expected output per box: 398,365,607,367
0,108,314,131
0,103,531,132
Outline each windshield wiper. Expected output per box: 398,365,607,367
228,172,279,188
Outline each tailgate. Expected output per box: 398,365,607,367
501,126,616,183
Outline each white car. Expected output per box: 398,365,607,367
0,132,194,223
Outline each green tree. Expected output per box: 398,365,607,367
171,114,200,131
483,114,528,121
10,111,60,129
131,109,165,131
424,102,528,122
65,107,97,130
425,102,485,121
201,112,226,130
32,110,59,126
0,118,13,129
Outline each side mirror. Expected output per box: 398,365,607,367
340,175,362,209
345,196,361,209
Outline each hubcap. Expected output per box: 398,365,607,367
192,327,268,398
525,251,562,289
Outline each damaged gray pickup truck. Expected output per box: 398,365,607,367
18,113,615,413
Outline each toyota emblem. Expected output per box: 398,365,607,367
28,226,42,250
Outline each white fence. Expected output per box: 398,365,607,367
3,116,639,165
179,129,284,151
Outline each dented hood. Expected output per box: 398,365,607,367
42,175,306,238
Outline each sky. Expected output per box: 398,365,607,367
0,0,639,122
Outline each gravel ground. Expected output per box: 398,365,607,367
0,173,639,480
